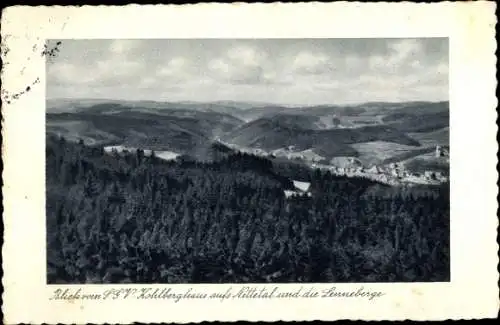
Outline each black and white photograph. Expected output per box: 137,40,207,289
45,38,450,284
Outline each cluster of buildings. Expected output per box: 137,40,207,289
220,142,326,163
216,139,449,186
270,146,325,163
435,145,449,158
311,161,448,186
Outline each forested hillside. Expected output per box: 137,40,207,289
46,135,449,283
225,117,421,161
46,99,449,170
46,108,243,151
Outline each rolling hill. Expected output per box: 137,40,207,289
47,98,290,121
381,101,449,132
223,115,422,161
46,102,245,155
408,127,449,146
351,141,434,166
46,98,449,169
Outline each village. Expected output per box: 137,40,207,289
104,139,449,201
217,139,449,188
312,145,449,186
310,160,448,187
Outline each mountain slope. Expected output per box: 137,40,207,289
47,98,289,121
224,115,422,161
381,101,449,133
47,99,448,168
46,104,244,153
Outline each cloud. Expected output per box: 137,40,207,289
207,59,231,77
96,59,142,79
47,39,448,105
291,51,333,75
369,39,424,74
227,46,266,66
48,39,146,92
389,39,422,63
48,62,90,85
158,57,188,76
153,57,196,85
108,39,142,55
207,45,271,85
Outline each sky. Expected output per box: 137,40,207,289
46,38,448,106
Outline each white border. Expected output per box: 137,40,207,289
1,2,498,323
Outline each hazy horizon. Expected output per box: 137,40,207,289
46,96,449,108
46,38,448,106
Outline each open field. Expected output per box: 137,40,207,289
351,141,433,166
408,127,449,146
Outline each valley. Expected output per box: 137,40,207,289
46,98,449,188
45,98,450,284
43,38,451,286
215,139,448,187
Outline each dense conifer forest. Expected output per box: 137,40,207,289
46,135,450,283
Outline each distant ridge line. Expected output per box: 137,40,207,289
46,97,449,110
